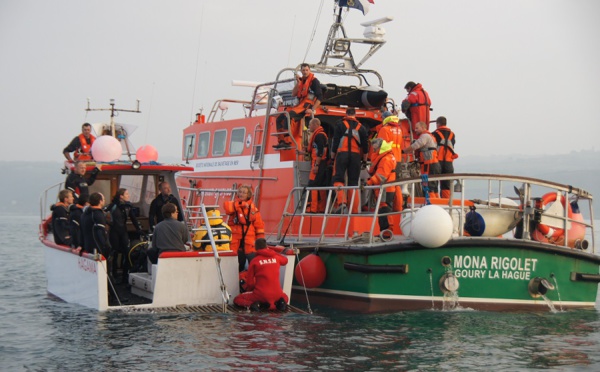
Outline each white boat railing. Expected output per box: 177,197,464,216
275,173,596,253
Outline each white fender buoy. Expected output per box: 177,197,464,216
411,205,453,248
91,135,122,162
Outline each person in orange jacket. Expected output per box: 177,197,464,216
367,138,399,232
63,122,96,162
402,121,441,198
401,81,432,131
224,185,265,271
432,116,458,198
234,238,289,311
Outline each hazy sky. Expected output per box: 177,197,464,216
1,0,599,162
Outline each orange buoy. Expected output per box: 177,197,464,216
294,254,326,288
534,192,573,242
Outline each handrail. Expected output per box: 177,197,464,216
276,173,596,253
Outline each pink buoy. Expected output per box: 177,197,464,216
136,144,158,163
91,135,122,162
294,254,326,288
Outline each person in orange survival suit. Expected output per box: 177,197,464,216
224,185,265,272
234,238,289,311
401,81,432,131
63,122,96,162
301,118,329,213
366,138,398,232
402,121,441,198
274,63,324,149
331,107,369,214
432,116,458,198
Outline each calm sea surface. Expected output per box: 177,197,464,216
2,215,600,371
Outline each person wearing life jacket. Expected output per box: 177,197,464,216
401,82,432,131
64,161,102,204
432,116,458,199
63,123,96,162
366,139,400,231
402,121,441,198
224,185,265,271
331,108,370,214
192,208,232,251
80,192,111,256
51,189,74,246
68,194,88,252
107,188,142,284
274,63,324,149
234,238,289,311
302,118,330,213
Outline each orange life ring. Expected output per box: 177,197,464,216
535,192,572,240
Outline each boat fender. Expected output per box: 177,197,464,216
295,253,326,288
464,206,485,237
412,205,453,248
528,277,554,298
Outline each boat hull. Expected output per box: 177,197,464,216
294,239,600,313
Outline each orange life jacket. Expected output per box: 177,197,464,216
367,150,397,192
293,73,318,111
336,119,363,154
75,134,96,161
377,120,402,161
308,126,328,162
433,127,457,162
225,199,265,254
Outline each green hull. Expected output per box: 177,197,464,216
295,239,600,312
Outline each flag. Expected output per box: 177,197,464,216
337,0,374,15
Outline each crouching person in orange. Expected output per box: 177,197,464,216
234,238,289,311
224,185,265,272
366,139,399,233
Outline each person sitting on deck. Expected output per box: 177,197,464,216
63,122,96,162
234,238,289,311
147,202,189,264
274,63,324,150
51,189,74,246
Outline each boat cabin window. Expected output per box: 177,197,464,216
119,175,144,204
198,132,210,158
212,129,227,157
144,176,156,205
183,134,196,159
229,127,245,155
89,180,112,203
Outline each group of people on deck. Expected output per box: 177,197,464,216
275,64,457,233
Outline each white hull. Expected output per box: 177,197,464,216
42,240,296,311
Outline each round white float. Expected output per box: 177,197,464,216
411,204,454,248
91,135,122,162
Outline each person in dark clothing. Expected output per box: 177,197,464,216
63,122,96,162
330,107,369,214
51,189,74,246
65,161,102,203
149,182,184,231
80,192,111,256
147,202,189,264
302,118,329,213
68,194,88,250
107,188,142,283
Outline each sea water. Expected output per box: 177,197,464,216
2,215,600,371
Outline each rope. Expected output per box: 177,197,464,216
302,0,326,63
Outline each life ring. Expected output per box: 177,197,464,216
534,192,572,241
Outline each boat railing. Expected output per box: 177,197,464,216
276,173,595,253
39,182,64,221
178,187,237,230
